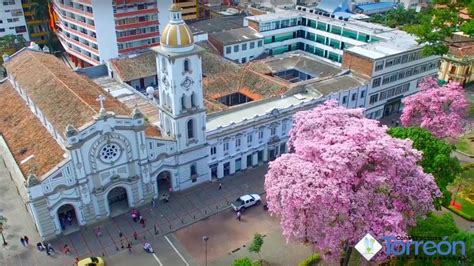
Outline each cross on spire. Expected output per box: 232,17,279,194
96,95,105,113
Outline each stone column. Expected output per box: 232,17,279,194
230,159,236,175
241,154,248,170
217,162,224,179
263,148,269,162
252,152,258,166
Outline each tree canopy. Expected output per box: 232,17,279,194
264,101,440,262
369,7,421,28
388,127,462,207
405,0,474,55
400,77,469,139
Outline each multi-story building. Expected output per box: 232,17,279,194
52,0,172,67
174,0,199,20
438,33,474,86
0,0,29,41
243,10,440,118
20,0,51,45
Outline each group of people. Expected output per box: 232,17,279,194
36,242,55,256
131,209,146,227
59,211,74,231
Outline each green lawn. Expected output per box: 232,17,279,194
450,195,474,221
456,131,474,155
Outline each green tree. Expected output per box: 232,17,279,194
368,7,421,28
388,127,462,208
248,233,264,260
233,257,253,266
405,0,474,56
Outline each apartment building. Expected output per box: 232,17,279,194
174,0,199,20
21,0,50,45
243,10,440,118
52,0,172,67
0,0,29,41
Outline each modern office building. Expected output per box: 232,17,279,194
242,10,440,118
52,0,172,67
0,0,29,41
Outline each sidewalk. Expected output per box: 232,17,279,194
48,165,268,260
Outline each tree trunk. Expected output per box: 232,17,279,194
340,243,352,266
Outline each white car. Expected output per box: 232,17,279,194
231,194,261,212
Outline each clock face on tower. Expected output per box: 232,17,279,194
181,76,193,90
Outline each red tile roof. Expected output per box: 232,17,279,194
0,82,64,179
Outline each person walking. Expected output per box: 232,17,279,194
127,243,132,254
119,231,123,238
151,198,156,208
64,244,71,254
95,227,102,237
139,216,145,228
75,257,80,265
24,235,29,245
20,237,25,247
219,182,222,190
236,211,241,221
133,231,138,241
67,212,73,226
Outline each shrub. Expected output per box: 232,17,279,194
298,254,321,266
233,257,253,266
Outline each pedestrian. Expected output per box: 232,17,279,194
127,243,132,254
139,216,145,227
96,227,102,237
46,247,51,256
120,239,124,249
133,231,138,240
395,121,399,127
64,244,71,254
119,231,123,238
20,237,25,247
37,242,45,251
24,235,29,245
67,212,73,226
236,211,241,221
219,182,222,190
46,243,54,254
75,257,80,265
60,217,66,230
151,198,156,208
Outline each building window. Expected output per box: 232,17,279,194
224,141,229,152
242,43,247,51
184,59,191,72
258,40,263,47
190,164,197,176
282,120,287,132
181,94,186,110
234,45,239,52
191,92,195,107
210,146,217,155
360,90,365,98
236,138,241,147
369,94,378,104
351,93,357,101
226,46,231,54
450,66,457,74
247,133,252,144
187,119,194,139
271,127,276,136
342,96,347,104
372,78,381,88
241,57,246,63
250,42,255,49
161,57,167,73
375,61,384,71
258,130,264,139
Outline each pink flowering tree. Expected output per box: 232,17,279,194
400,77,469,139
264,101,441,263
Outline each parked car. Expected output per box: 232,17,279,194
231,194,261,212
78,256,105,266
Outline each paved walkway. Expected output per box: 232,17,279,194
48,165,267,260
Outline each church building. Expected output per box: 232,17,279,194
0,4,321,240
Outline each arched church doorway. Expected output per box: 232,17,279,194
157,171,172,197
57,204,79,234
107,186,130,217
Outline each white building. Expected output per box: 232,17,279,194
52,0,172,67
208,27,265,63
0,0,29,41
0,4,423,241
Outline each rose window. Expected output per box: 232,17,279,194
100,143,121,163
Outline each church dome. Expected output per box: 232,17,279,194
160,4,194,49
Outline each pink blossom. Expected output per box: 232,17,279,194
400,77,469,138
265,100,441,262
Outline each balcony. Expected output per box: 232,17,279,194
115,20,159,30
116,31,158,43
114,8,158,18
57,30,99,56
54,6,95,31
118,42,158,54
56,21,97,43
55,2,94,19
74,0,92,5
57,36,100,65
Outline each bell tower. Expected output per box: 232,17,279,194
154,3,206,152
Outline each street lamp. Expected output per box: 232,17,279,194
202,235,209,266
0,216,7,246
